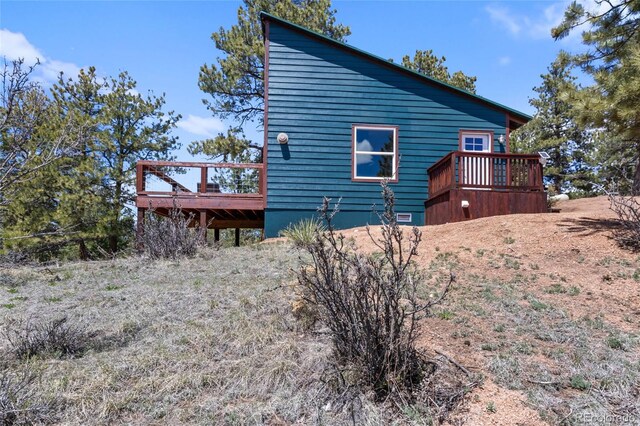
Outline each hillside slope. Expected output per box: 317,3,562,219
0,196,638,425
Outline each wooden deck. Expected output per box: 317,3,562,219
135,161,265,241
425,151,546,225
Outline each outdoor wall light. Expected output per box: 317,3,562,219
498,134,506,145
277,133,289,144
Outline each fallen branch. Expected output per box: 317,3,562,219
435,349,472,377
526,378,561,385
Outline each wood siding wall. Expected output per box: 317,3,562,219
265,21,510,236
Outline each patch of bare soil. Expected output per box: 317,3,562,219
342,196,640,425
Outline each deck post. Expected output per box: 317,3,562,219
214,228,220,242
452,152,458,189
136,163,145,193
258,167,264,195
199,210,207,242
200,166,208,194
235,228,240,247
136,207,145,250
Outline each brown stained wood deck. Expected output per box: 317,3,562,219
135,161,265,242
425,151,547,225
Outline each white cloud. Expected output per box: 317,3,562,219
0,29,42,64
177,114,225,138
356,139,373,165
37,59,81,84
486,6,522,36
487,0,619,43
498,56,511,66
529,2,567,39
485,2,569,41
0,29,81,84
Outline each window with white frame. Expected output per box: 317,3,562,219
352,125,398,180
460,131,492,152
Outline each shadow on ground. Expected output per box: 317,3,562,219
556,217,621,237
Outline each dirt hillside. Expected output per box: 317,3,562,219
342,196,640,425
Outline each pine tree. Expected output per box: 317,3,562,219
3,68,180,258
0,61,93,259
196,0,351,161
511,54,592,193
0,89,71,259
0,60,81,204
553,0,640,193
568,46,640,193
401,50,477,93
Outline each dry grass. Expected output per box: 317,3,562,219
0,369,58,425
0,243,436,424
2,196,639,425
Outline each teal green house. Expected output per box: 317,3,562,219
136,13,545,243
260,13,542,238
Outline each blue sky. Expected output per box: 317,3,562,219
1,0,590,161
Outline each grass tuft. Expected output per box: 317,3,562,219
279,217,325,248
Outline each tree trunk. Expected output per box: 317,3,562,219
78,239,89,261
633,154,640,195
553,175,562,195
108,235,118,254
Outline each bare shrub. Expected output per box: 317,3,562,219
296,182,454,401
0,251,33,267
0,370,57,425
141,203,203,260
608,192,640,250
2,317,88,360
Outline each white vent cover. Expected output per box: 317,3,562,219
396,213,412,223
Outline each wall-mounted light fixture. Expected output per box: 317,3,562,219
498,135,506,145
277,133,289,144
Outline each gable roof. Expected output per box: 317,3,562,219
260,12,531,123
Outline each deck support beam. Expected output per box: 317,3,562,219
235,228,240,247
199,210,207,242
214,228,220,242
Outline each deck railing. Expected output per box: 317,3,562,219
136,160,265,202
428,151,544,198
